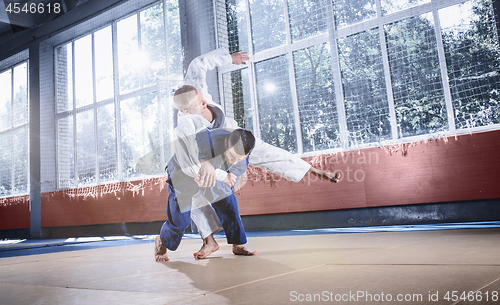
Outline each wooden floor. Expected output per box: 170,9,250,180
1,223,500,305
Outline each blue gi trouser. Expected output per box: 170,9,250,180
159,179,247,251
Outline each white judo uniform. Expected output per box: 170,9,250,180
175,48,311,238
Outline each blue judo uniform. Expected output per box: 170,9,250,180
160,128,248,251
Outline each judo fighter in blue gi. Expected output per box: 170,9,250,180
152,48,340,261
155,128,257,261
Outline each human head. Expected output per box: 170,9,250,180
224,129,256,164
173,85,206,116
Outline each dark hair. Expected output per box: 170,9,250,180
228,129,255,155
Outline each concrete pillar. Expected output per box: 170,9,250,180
29,44,42,239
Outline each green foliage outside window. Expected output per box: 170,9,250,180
223,0,500,153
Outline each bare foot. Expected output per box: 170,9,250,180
154,235,169,262
193,235,219,259
310,168,341,183
232,244,258,256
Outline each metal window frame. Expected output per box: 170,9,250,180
216,0,500,157
91,31,99,185
326,0,349,149
10,65,15,194
0,60,30,197
244,0,260,138
432,8,456,133
53,0,177,189
71,40,78,185
283,0,304,154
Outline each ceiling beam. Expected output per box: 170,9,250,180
0,0,37,28
0,0,128,62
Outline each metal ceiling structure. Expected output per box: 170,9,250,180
0,0,83,37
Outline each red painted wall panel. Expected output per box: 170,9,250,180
236,130,500,215
3,129,500,230
364,131,500,207
41,178,168,227
0,196,30,230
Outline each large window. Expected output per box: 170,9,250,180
220,0,500,154
0,62,29,197
440,1,500,129
385,13,448,138
55,0,181,188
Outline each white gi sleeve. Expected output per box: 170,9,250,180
184,47,232,104
173,115,201,178
224,116,311,182
249,138,312,183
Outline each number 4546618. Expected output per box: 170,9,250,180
5,2,61,14
444,291,498,302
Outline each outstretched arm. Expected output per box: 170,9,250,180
248,139,340,183
172,119,203,179
308,167,341,183
184,48,231,105
184,48,249,103
230,51,249,65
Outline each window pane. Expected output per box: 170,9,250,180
76,110,96,185
55,44,73,113
223,68,253,131
249,0,287,52
94,26,114,102
440,0,500,129
53,3,181,189
288,0,328,42
12,63,28,126
335,0,376,28
67,43,73,111
117,14,140,94
255,55,297,153
166,0,183,77
0,69,12,131
13,126,28,194
98,104,117,182
294,43,340,152
0,133,12,196
58,116,75,189
381,0,430,16
385,14,448,137
74,35,94,108
140,3,166,86
339,30,392,145
226,0,250,54
121,92,160,179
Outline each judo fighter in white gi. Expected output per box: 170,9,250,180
154,48,340,261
